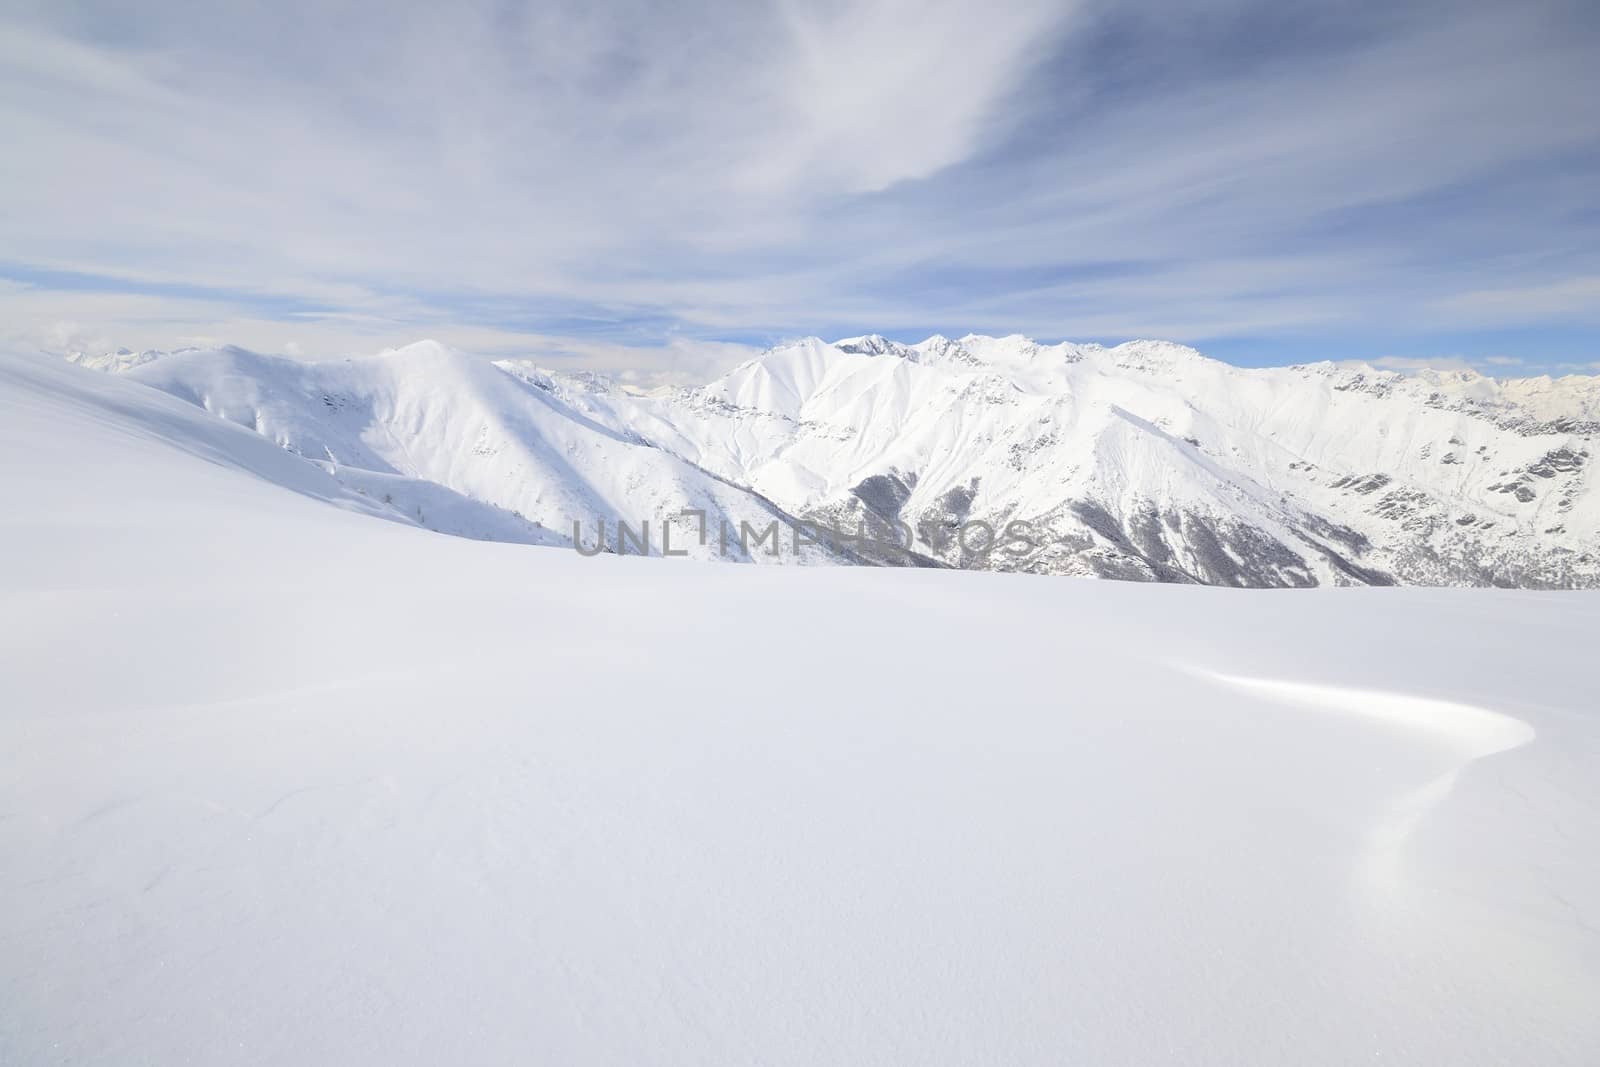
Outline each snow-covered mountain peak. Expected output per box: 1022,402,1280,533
51,332,1600,586
833,334,902,356
907,334,987,369
372,338,471,365
632,331,1600,585
954,333,1041,363
63,344,225,374
64,347,167,373
494,359,630,401
1104,338,1209,372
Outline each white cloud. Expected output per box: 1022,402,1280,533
0,1,1597,361
1359,353,1550,378
741,0,1071,195
1367,355,1477,373
35,320,116,357
0,286,758,386
1432,277,1600,325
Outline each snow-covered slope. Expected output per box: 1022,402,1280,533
5,348,545,543
566,335,1600,586
123,342,849,563
4,350,1599,1064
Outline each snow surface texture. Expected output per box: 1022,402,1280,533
4,353,1598,1063
71,334,1600,587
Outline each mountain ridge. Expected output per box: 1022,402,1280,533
55,334,1600,586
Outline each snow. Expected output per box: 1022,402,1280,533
557,334,1600,585
121,342,844,563
66,334,1600,585
63,347,171,374
3,352,1599,1063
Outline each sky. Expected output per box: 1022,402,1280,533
2,0,1598,383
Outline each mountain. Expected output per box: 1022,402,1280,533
551,335,1600,587
120,342,852,564
64,334,1600,586
5,347,1600,1064
64,346,172,373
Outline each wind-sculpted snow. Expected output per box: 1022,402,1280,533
59,332,1600,586
3,352,1599,1063
1194,670,1547,903
1196,670,1536,759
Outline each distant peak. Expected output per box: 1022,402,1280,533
378,339,462,361
1109,339,1207,365
833,334,899,356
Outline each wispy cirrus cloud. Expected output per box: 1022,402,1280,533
1,0,1598,379
1432,277,1600,324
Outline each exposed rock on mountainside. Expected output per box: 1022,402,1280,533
536,335,1600,587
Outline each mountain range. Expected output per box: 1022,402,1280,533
12,337,1600,1064
66,334,1600,587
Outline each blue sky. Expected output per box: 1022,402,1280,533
2,0,1598,382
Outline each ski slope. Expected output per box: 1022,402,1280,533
2,352,1599,1064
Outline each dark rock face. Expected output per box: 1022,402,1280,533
1054,500,1316,587
850,472,916,521
829,449,1595,588
1489,480,1538,503
1304,516,1370,553
1331,473,1392,495
1528,447,1588,478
